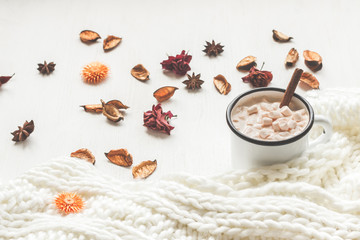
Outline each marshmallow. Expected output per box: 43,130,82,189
288,120,297,129
279,132,291,138
260,102,273,111
262,117,272,126
247,105,258,115
259,129,272,139
243,126,259,138
297,109,307,115
271,102,280,110
272,120,281,131
269,111,282,119
279,121,289,131
293,112,302,122
253,124,262,130
280,106,292,117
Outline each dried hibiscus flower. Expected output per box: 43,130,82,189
242,63,273,88
160,50,192,75
144,104,174,135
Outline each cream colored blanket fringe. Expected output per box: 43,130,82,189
1,89,360,240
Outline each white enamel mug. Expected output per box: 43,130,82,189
226,88,332,167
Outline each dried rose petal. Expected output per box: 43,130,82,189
101,99,124,122
144,104,174,135
153,86,178,102
242,66,273,88
236,56,257,71
103,35,122,51
272,30,293,42
0,73,15,86
71,148,95,165
105,149,133,167
303,50,323,72
160,50,192,75
80,30,101,43
285,48,299,67
300,72,319,89
213,74,231,95
131,64,150,81
132,160,157,179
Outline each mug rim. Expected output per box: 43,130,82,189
226,87,314,146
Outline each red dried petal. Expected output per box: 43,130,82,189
242,67,273,88
143,104,174,135
161,50,192,76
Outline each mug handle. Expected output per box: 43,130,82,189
309,115,333,148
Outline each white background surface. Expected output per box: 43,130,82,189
1,0,360,184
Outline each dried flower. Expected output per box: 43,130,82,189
54,192,84,214
285,48,299,67
105,149,133,167
236,56,257,71
203,40,224,56
213,74,231,95
37,61,56,74
11,120,34,142
101,99,124,122
272,30,293,42
182,72,204,90
300,72,319,89
144,104,174,135
132,160,157,179
160,50,192,75
81,99,129,113
80,30,101,42
82,62,109,84
103,35,122,51
242,63,273,88
131,64,150,81
153,86,178,102
0,73,14,88
71,148,95,165
303,50,323,72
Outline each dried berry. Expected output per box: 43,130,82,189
303,50,323,72
153,86,178,102
71,148,96,165
160,50,192,75
81,100,129,113
79,30,101,43
213,74,231,95
144,104,174,135
300,72,319,89
182,72,204,90
132,160,157,179
103,35,122,51
272,30,293,42
101,99,124,122
105,149,133,167
37,61,56,74
11,120,34,142
82,62,109,84
285,48,299,67
236,56,257,71
203,40,224,56
0,73,14,88
131,64,150,81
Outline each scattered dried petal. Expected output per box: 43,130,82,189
236,56,257,71
103,35,122,51
132,160,157,179
80,30,101,43
285,48,299,67
160,50,192,75
54,192,84,214
272,30,293,42
131,64,150,81
11,120,34,142
242,65,273,88
144,104,174,135
82,62,109,84
106,100,129,109
300,72,319,89
105,149,133,167
81,100,129,113
213,74,231,95
70,148,95,164
101,99,124,122
203,40,224,56
153,86,178,102
303,50,323,72
182,72,204,90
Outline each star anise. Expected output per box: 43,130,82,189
182,72,204,90
203,40,224,56
11,120,35,142
37,61,56,74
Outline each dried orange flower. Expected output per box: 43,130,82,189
54,192,84,214
82,62,109,84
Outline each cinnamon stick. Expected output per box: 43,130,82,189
280,68,303,108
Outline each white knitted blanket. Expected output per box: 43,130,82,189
1,89,360,240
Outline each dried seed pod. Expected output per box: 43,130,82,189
80,104,103,113
80,30,101,43
236,56,257,71
105,149,133,167
285,48,299,67
272,30,293,42
11,120,34,142
101,99,124,122
106,100,129,109
132,160,157,179
103,35,122,51
71,148,96,165
153,86,178,102
213,74,231,95
303,50,323,72
131,64,150,81
300,72,319,89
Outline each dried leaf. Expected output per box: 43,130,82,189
106,100,129,109
303,50,323,72
0,73,15,86
103,35,122,51
101,99,124,122
132,160,157,179
71,148,95,164
236,56,257,71
153,86,178,102
105,149,133,167
213,74,231,95
80,30,101,43
300,72,319,89
285,48,299,67
131,64,150,81
272,30,293,42
80,104,103,113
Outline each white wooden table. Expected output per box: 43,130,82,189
1,0,360,184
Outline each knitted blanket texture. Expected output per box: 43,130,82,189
1,89,360,240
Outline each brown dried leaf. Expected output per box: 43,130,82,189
103,35,122,51
303,50,323,72
214,74,231,95
80,30,101,43
300,72,319,89
272,30,293,42
236,56,257,71
80,104,103,113
106,100,129,109
153,86,178,102
71,148,95,164
285,48,299,67
101,99,124,122
132,160,157,179
131,64,150,81
105,149,133,167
